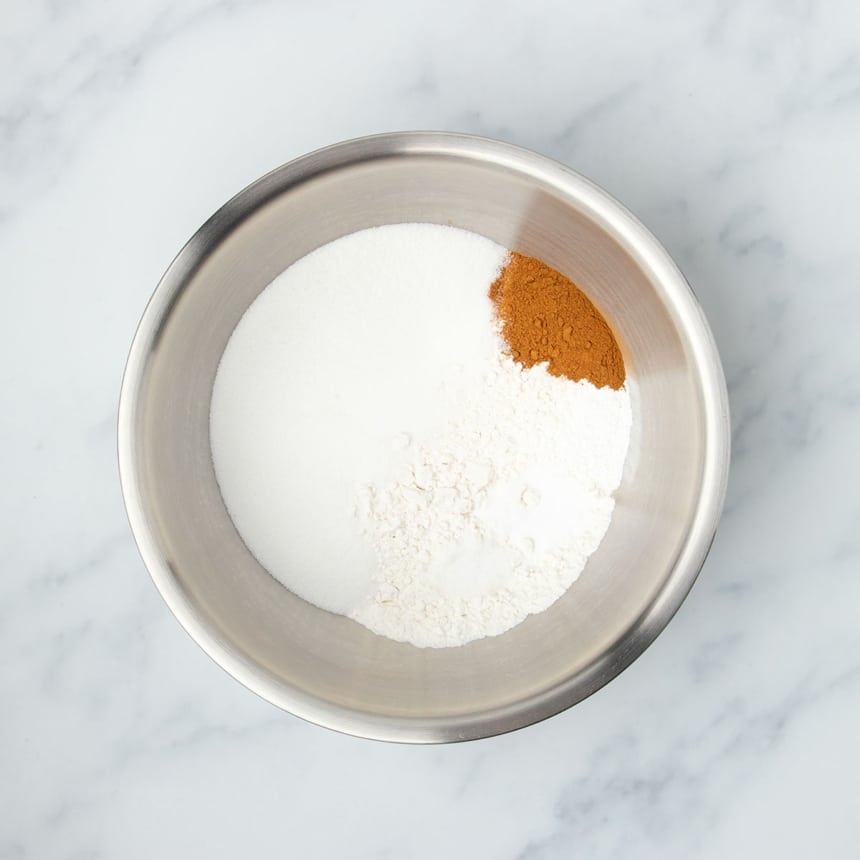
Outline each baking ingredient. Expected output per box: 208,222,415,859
353,354,631,647
210,224,509,613
490,251,625,389
210,224,632,648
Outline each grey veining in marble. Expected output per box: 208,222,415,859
2,0,859,857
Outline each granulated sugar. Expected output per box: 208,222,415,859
210,224,509,612
210,223,631,647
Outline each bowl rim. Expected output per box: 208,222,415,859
118,130,730,743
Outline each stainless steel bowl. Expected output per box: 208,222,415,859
119,132,729,742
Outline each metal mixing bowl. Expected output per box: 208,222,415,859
118,132,729,742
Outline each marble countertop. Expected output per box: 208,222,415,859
3,1,859,857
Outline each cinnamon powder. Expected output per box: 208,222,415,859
489,252,625,390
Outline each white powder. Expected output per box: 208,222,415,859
351,355,631,647
210,224,509,612
210,223,631,648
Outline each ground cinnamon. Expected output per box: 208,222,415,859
489,252,625,390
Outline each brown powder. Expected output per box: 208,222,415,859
489,252,626,390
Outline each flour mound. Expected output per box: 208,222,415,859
351,354,631,648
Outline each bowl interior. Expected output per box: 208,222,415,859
122,136,727,741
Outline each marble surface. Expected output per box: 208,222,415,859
3,0,859,856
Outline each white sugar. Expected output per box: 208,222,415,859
210,223,631,647
210,224,510,613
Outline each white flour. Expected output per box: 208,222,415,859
210,223,631,648
352,354,631,647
